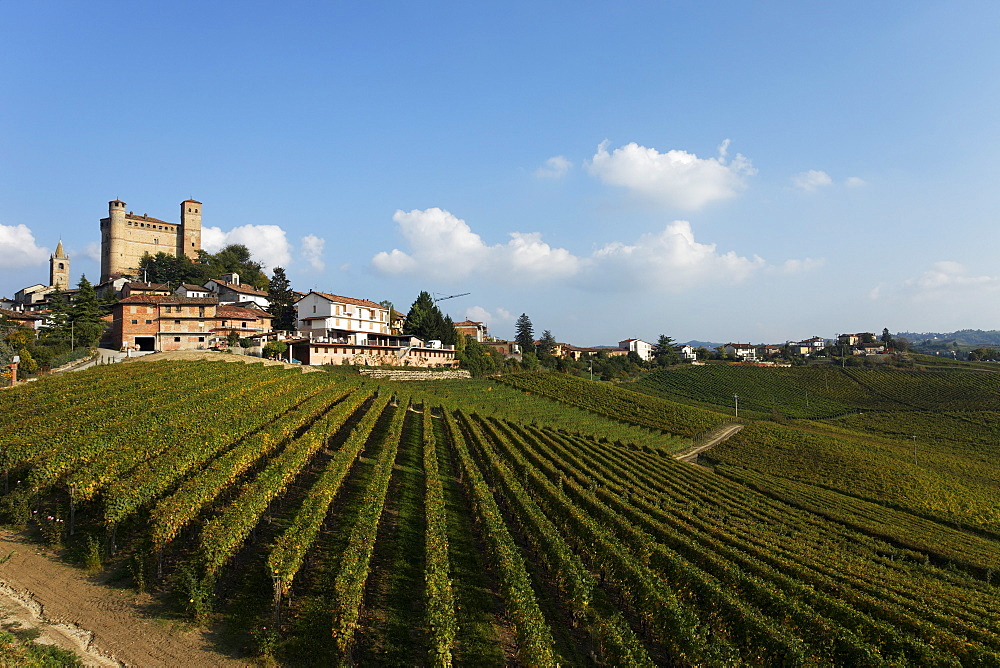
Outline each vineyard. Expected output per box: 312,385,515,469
2,360,999,665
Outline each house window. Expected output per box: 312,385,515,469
312,305,317,313
198,336,204,342
131,319,138,325
174,320,181,325
222,320,228,327
145,320,152,324
174,337,181,342
241,322,247,328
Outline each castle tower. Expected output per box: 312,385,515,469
100,199,127,283
180,199,202,260
49,240,70,288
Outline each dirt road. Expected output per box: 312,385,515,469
673,423,743,464
0,530,248,667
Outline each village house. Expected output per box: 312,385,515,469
290,333,458,368
454,320,488,342
482,340,521,358
675,344,698,361
204,273,270,307
174,283,212,298
121,281,172,298
619,338,654,362
721,343,758,361
296,291,389,339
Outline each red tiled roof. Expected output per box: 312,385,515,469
217,305,270,320
304,290,383,310
117,295,219,305
180,283,209,291
126,282,170,291
214,282,269,297
125,213,173,225
454,320,484,327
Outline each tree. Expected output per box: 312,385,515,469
267,267,297,332
69,275,109,347
538,329,557,355
403,291,455,343
198,244,268,287
41,286,71,342
456,337,502,376
881,328,896,351
514,314,534,353
138,251,209,287
654,334,678,367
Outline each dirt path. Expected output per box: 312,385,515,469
0,530,249,667
673,423,744,465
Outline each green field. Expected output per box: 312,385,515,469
1,360,998,665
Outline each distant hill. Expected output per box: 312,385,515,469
898,329,1000,347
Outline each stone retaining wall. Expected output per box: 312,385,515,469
358,368,471,381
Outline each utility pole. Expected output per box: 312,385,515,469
733,393,739,418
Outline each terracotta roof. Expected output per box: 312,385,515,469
179,283,209,291
125,213,173,225
117,295,218,305
217,305,270,320
454,320,484,327
215,282,269,297
303,290,384,310
126,282,171,291
0,308,40,321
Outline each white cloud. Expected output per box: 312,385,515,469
82,242,102,262
534,155,572,179
300,234,325,272
845,176,866,188
371,208,578,282
202,224,292,271
907,261,1000,292
791,170,833,191
465,305,515,327
371,208,816,291
0,224,49,269
871,261,1000,305
589,220,768,290
587,139,755,210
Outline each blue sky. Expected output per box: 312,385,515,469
3,2,1000,345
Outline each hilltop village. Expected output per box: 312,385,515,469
2,198,902,377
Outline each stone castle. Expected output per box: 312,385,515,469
99,198,203,283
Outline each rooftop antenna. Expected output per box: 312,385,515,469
433,292,470,303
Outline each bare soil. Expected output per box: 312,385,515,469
0,530,249,667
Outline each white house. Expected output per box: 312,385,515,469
674,344,698,361
204,273,270,307
175,283,212,298
722,343,758,361
296,290,389,338
619,338,654,362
